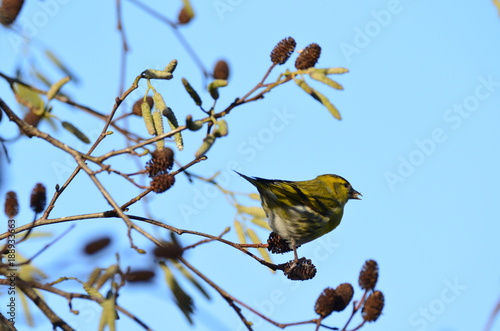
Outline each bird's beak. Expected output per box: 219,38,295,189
350,189,362,200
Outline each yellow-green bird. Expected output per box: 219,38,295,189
236,171,361,265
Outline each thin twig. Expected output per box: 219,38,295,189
484,294,500,331
120,189,152,211
14,212,39,245
0,312,17,331
341,290,369,331
119,155,207,210
170,155,207,176
116,0,129,96
178,256,253,330
73,155,160,251
14,225,75,266
349,320,366,331
0,212,279,271
182,227,230,251
0,279,153,330
95,165,149,189
237,63,276,102
96,124,186,162
0,72,146,222
0,98,98,163
178,257,323,330
0,72,142,141
14,277,75,331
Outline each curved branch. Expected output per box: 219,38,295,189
0,279,153,330
14,277,75,331
0,211,279,271
0,98,97,163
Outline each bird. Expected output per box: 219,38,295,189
236,171,361,267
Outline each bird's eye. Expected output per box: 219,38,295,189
343,183,349,188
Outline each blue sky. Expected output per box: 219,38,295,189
1,1,500,331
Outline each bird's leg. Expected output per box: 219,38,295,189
293,247,299,264
290,238,299,269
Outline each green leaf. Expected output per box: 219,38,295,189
152,111,164,135
248,193,261,201
98,292,118,331
494,0,500,15
85,268,103,288
294,78,315,95
245,227,262,244
163,59,178,73
14,83,45,115
141,99,156,135
155,92,184,151
171,260,211,300
152,111,165,150
18,264,48,282
294,78,341,120
249,217,271,231
19,292,34,326
212,119,228,137
163,108,184,151
313,89,342,120
160,261,194,324
246,228,272,264
47,76,71,100
33,70,53,88
207,79,228,100
61,121,91,144
83,283,103,298
94,265,119,290
142,69,173,80
185,115,203,131
234,220,247,245
182,78,202,106
311,67,349,75
237,205,267,219
45,113,58,131
45,50,79,83
309,71,344,90
195,134,215,158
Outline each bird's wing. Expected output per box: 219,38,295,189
235,171,339,217
268,180,338,217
